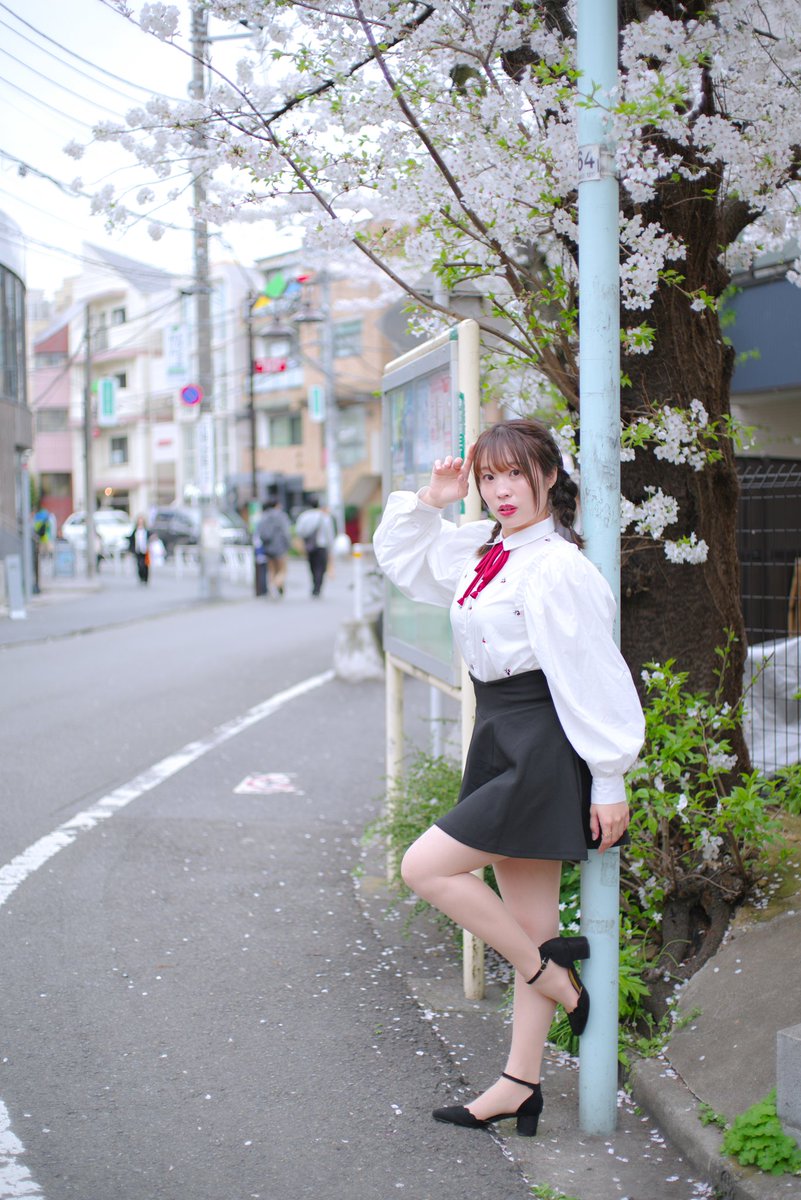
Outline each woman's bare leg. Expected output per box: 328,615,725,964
401,827,579,1009
272,555,287,593
462,858,561,1120
401,827,540,978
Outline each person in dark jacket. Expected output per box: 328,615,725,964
257,499,292,597
295,497,336,597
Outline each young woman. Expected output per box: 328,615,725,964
373,419,644,1137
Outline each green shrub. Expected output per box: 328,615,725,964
722,1090,801,1175
366,750,462,892
778,765,801,816
623,636,797,947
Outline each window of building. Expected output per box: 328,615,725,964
36,408,68,433
268,413,302,446
0,264,26,403
338,406,367,467
114,371,127,389
39,472,71,499
110,307,127,326
334,319,362,358
110,436,128,466
34,350,68,368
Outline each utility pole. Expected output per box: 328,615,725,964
246,294,258,501
320,272,344,537
83,302,95,580
190,2,220,599
576,0,622,1135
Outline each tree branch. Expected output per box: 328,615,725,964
350,0,535,317
260,3,435,128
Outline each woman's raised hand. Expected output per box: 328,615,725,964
419,444,476,509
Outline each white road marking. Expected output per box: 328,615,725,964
0,669,333,910
0,669,335,1200
0,1100,43,1198
233,772,303,795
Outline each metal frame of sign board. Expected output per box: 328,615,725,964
381,322,477,686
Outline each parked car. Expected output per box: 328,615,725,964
148,507,197,555
217,510,251,547
149,507,250,555
60,510,134,557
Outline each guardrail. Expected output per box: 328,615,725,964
44,545,255,584
173,545,254,581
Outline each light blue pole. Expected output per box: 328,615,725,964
576,0,621,1135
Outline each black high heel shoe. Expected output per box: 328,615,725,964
527,935,591,1037
433,1071,543,1137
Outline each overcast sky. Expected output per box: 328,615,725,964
0,0,282,297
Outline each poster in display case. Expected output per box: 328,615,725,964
381,329,467,685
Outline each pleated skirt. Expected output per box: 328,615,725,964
435,669,604,861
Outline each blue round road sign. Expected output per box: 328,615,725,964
181,384,203,406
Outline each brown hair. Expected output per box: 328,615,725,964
472,419,583,552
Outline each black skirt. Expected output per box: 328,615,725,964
435,669,610,861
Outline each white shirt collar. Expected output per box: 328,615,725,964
499,514,555,551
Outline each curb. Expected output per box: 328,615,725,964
630,1056,797,1200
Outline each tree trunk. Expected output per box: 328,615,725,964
616,176,749,740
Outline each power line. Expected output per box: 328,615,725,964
0,15,145,106
0,70,95,129
0,147,198,235
0,181,103,235
0,148,89,197
0,88,83,140
0,0,184,102
0,219,187,280
0,43,126,119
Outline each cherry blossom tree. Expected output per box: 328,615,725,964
87,0,801,720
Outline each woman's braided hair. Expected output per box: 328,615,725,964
473,418,583,555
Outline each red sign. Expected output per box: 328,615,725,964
253,358,287,375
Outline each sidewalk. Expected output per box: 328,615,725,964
358,835,801,1200
0,555,256,647
631,902,801,1200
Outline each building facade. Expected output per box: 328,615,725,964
65,245,189,520
28,298,77,532
0,210,32,563
27,247,263,532
728,254,801,461
237,250,404,540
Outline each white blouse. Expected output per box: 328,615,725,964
373,491,645,807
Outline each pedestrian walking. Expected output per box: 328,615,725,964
33,504,54,559
295,497,335,597
373,418,645,1136
128,514,151,584
257,499,292,597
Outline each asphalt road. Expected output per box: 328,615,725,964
0,578,529,1200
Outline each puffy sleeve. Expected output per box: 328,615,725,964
373,491,491,608
523,549,645,806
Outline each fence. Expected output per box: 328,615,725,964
737,459,801,773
